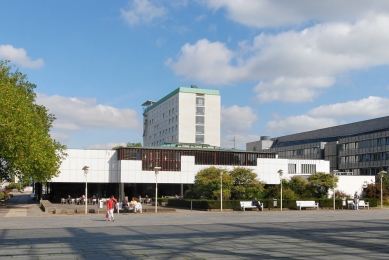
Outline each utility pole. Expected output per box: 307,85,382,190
230,136,235,149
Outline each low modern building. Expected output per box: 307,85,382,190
47,146,329,202
142,86,221,147
247,116,389,175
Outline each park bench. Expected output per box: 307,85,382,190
347,200,369,209
240,201,263,211
40,200,57,214
296,201,319,210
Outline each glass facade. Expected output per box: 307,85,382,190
118,147,276,171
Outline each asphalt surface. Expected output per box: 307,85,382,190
1,193,389,259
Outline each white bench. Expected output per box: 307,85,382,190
348,200,369,209
296,201,319,210
240,201,263,211
118,202,142,213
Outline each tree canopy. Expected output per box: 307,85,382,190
0,60,67,182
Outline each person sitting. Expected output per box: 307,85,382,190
138,195,142,203
252,197,262,211
67,195,72,204
130,197,138,213
144,195,150,204
122,196,130,212
80,195,85,205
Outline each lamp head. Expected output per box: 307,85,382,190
82,166,89,174
277,169,283,177
154,166,161,175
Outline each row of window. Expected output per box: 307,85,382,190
339,137,389,151
118,148,276,171
339,152,389,163
280,148,320,156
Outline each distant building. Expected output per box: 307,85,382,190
142,86,221,147
247,116,389,175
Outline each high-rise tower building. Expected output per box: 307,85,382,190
142,86,220,147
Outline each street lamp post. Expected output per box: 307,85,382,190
379,171,387,209
82,166,89,215
219,169,223,212
278,169,283,211
332,170,338,210
154,167,161,213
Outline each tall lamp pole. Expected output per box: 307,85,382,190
332,170,338,210
154,167,161,213
278,169,283,211
219,169,223,212
82,166,89,214
379,171,387,209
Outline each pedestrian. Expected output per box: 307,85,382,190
353,191,359,210
107,195,117,221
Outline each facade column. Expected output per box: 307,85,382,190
119,183,124,201
180,183,183,197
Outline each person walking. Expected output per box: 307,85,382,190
107,195,117,221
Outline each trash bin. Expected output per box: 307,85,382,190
342,197,347,208
273,198,277,208
99,200,103,209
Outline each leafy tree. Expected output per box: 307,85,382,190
185,167,233,199
285,176,308,198
112,142,142,150
229,167,264,199
0,60,67,182
307,172,338,199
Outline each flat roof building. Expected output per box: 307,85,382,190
142,86,221,147
247,115,389,175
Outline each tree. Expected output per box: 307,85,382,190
185,167,233,199
285,176,308,198
307,172,338,198
0,60,67,182
112,142,142,150
229,167,264,199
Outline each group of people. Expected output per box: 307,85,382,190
106,195,144,221
66,194,96,205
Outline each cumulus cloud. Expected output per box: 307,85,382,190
221,105,258,134
167,15,389,102
0,44,44,69
36,94,140,131
204,0,389,28
307,96,389,118
266,96,389,134
50,132,70,142
121,0,166,26
254,76,335,103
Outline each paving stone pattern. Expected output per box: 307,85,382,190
0,194,389,259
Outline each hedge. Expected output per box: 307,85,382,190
163,197,378,210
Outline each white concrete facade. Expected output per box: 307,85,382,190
54,149,330,186
142,87,220,147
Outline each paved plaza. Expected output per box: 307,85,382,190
1,194,389,259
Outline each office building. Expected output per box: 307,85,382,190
142,86,221,147
247,116,389,175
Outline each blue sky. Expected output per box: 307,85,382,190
1,0,389,150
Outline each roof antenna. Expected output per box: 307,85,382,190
230,136,235,149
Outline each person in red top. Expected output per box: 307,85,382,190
107,195,117,221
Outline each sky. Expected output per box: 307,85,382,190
1,0,389,150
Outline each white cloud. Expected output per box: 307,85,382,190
0,44,44,69
36,94,140,130
205,0,389,28
195,14,207,22
221,105,258,134
266,115,338,135
167,15,389,102
307,96,389,118
50,132,70,142
254,76,335,103
265,96,389,135
121,0,166,26
87,142,127,150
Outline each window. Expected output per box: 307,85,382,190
288,164,296,174
196,107,205,115
196,135,204,143
196,116,204,124
196,125,204,134
196,97,205,106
